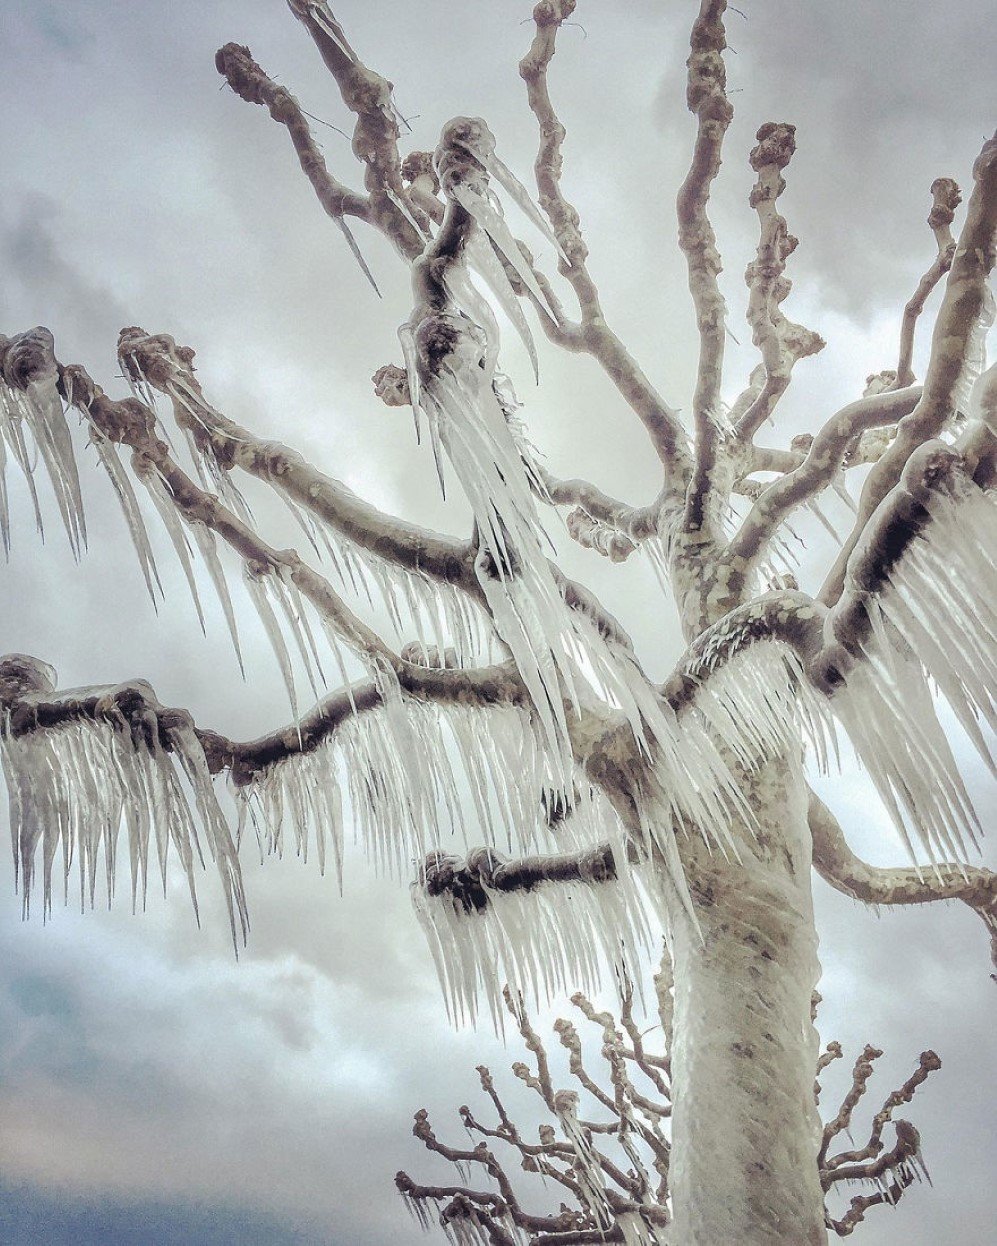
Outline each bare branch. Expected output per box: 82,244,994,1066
808,790,997,971
677,0,734,529
734,122,825,440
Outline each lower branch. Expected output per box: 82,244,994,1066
808,790,997,971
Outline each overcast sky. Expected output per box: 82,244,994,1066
1,1,995,1243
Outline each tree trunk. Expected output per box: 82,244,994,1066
667,756,827,1245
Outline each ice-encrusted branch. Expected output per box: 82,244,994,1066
117,326,476,588
678,0,734,530
734,122,825,440
519,0,692,482
725,384,922,577
808,790,997,972
820,131,996,607
283,1,425,261
60,360,393,685
894,177,962,388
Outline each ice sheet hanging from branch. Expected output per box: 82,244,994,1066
233,697,570,893
0,667,247,949
818,448,996,865
412,841,653,1031
0,328,87,557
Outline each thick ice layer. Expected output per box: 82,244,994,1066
833,477,996,864
1,709,247,948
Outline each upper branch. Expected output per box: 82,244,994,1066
677,0,733,529
284,0,425,255
820,132,997,606
519,0,692,484
894,177,962,388
117,327,476,588
734,122,825,440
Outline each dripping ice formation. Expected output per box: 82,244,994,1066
1,703,247,949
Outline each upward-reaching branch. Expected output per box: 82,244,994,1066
678,0,733,530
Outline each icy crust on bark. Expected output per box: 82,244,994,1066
668,756,827,1245
0,338,86,559
1,707,247,948
829,475,996,865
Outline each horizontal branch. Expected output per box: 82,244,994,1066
0,653,525,787
808,789,997,971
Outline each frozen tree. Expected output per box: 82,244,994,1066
398,972,940,1241
1,2,995,1243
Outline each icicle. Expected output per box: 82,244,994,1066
553,1090,614,1227
830,471,996,865
336,216,381,296
138,465,206,632
243,566,300,721
89,430,162,604
188,521,245,675
1,706,247,946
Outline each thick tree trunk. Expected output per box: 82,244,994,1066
666,756,827,1245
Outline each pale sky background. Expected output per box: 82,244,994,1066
1,1,995,1243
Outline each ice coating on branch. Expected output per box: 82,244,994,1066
824,470,996,865
553,1088,614,1227
0,699,247,948
236,700,567,895
0,329,86,557
413,839,653,1030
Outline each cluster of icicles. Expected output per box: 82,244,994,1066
0,710,247,948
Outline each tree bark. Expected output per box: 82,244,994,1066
667,756,826,1244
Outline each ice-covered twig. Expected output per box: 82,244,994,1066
808,790,997,973
894,177,961,388
678,0,734,530
117,327,476,588
820,131,997,608
734,122,825,440
284,1,425,257
213,43,385,287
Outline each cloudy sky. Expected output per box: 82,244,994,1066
1,1,994,1243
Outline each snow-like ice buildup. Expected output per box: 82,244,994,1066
1,700,247,949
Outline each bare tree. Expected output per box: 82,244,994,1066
398,975,939,1242
1,2,994,1243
